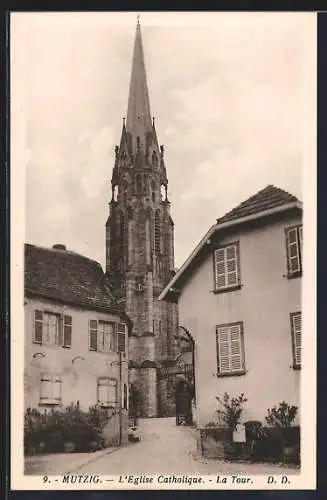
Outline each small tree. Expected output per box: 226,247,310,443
265,402,298,428
216,392,248,431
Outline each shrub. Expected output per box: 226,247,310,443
265,402,298,428
24,403,111,455
216,392,248,430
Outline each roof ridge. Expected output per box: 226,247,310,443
25,243,103,268
216,184,299,224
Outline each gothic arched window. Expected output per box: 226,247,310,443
118,213,127,270
152,151,158,168
151,180,156,203
135,174,142,194
154,210,161,255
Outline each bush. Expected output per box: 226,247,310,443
216,392,248,430
24,404,111,455
265,401,298,428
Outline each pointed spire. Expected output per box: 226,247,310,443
126,18,152,151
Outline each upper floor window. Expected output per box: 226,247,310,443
40,373,62,405
290,311,302,369
89,320,116,352
285,225,303,278
97,378,117,408
33,310,72,348
216,322,245,376
214,242,241,292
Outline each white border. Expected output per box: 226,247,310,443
10,11,317,490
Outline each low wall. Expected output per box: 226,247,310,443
199,426,300,464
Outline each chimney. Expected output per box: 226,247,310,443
52,244,66,251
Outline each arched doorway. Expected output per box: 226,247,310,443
175,377,193,426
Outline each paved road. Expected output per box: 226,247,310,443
74,418,299,476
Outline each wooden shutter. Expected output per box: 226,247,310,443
216,323,244,375
40,374,52,401
216,326,230,373
230,324,243,371
291,312,302,367
117,323,127,353
89,320,98,351
226,245,238,287
63,315,72,347
108,379,117,406
34,310,43,343
215,248,227,288
52,375,62,401
286,227,301,274
97,378,109,405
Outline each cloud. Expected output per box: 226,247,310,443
17,13,311,268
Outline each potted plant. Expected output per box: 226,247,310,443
216,392,248,460
265,401,299,463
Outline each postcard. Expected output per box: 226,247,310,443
10,11,316,490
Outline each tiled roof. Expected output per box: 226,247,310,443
24,244,123,315
217,185,300,225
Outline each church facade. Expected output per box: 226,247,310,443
105,21,182,418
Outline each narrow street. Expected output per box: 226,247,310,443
73,418,299,476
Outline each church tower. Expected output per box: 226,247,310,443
106,20,179,417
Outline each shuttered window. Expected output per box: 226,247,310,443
286,225,303,277
290,312,302,369
89,320,125,353
33,310,72,347
40,374,62,405
214,243,240,291
216,322,245,376
97,378,117,408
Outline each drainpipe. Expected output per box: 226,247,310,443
119,351,122,446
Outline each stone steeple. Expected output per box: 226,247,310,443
106,19,179,418
126,19,152,152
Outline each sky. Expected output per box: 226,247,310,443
13,12,315,269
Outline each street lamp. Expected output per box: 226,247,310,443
109,354,128,446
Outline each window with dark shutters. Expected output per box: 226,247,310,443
214,242,240,292
34,310,43,343
89,320,98,351
290,312,302,369
285,225,303,278
216,322,245,376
